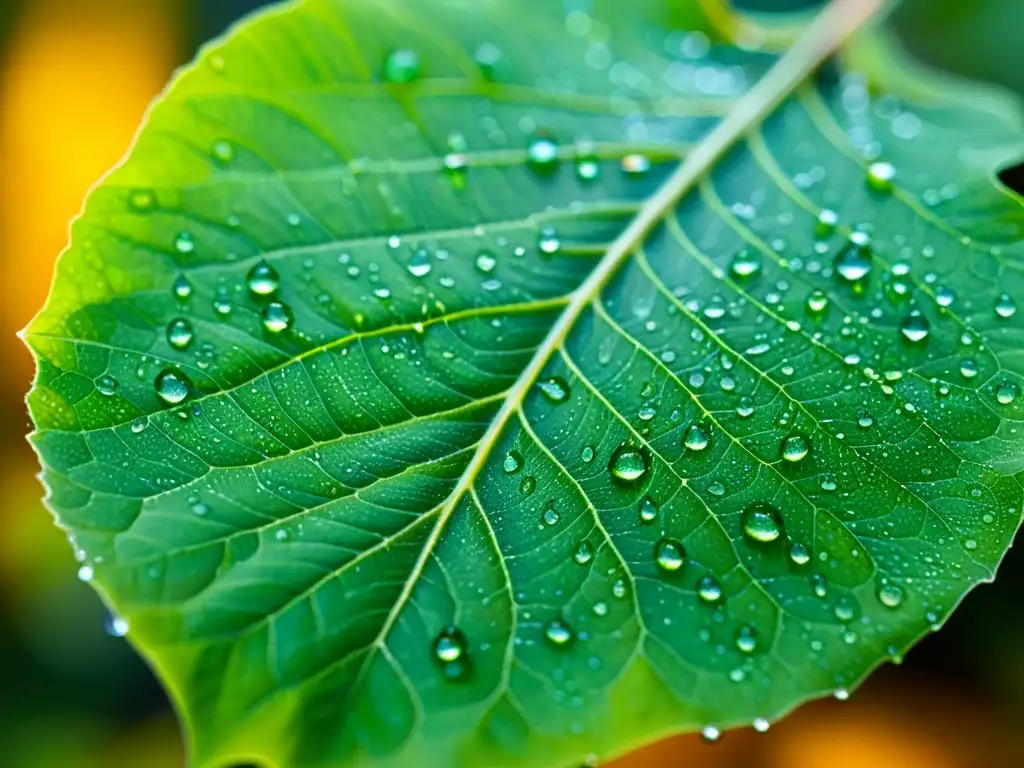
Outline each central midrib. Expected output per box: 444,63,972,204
347,0,890,721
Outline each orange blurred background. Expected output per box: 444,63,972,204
0,1,1021,767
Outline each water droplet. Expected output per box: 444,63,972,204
247,261,279,296
960,359,978,379
621,153,651,175
129,189,154,211
834,688,850,701
172,275,192,300
936,287,955,308
639,496,659,523
574,540,594,565
537,376,570,403
835,236,872,282
997,382,1018,405
406,249,432,277
708,480,726,496
155,369,190,405
811,573,828,598
996,293,1017,319
108,616,130,637
741,504,783,543
174,231,195,254
503,450,523,474
581,446,595,463
474,42,501,80
730,248,762,279
538,226,561,255
519,476,536,496
789,542,811,565
698,575,722,603
211,139,234,164
213,289,233,316
736,397,755,418
877,583,904,608
167,318,194,350
857,409,874,428
130,418,147,434
815,209,839,237
683,424,710,452
806,289,829,315
543,505,559,526
527,133,559,172
545,619,574,647
96,375,118,397
475,251,497,274
834,597,856,622
77,564,94,582
654,538,686,573
262,302,293,333
781,435,809,463
752,718,770,733
866,161,896,192
609,445,648,484
820,473,837,492
701,725,721,743
900,312,930,343
384,49,420,82
735,625,758,653
434,625,466,663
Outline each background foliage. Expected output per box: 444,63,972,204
1,1,1023,766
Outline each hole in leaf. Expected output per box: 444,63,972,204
997,160,1024,195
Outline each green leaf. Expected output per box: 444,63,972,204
24,0,1024,766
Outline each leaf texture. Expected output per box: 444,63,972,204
24,0,1024,766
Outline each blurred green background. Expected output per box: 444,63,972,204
0,1,1022,767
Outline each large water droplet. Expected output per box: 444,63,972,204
247,261,279,296
736,397,755,418
96,375,118,397
167,318,194,350
781,435,809,462
384,49,420,82
654,538,685,573
996,293,1017,319
434,626,466,663
698,575,722,603
545,619,574,647
960,359,979,379
537,376,570,404
741,504,783,543
835,236,872,282
155,369,190,405
574,540,594,565
900,312,930,344
789,542,811,565
730,248,762,279
877,582,904,609
997,382,1018,405
262,302,293,333
406,249,432,278
609,445,648,484
172,275,192,300
683,424,710,452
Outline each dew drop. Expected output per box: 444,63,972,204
698,575,722,603
262,302,293,333
834,597,857,622
543,506,559,526
996,293,1017,319
701,725,721,743
997,382,1018,405
877,582,904,608
834,688,850,701
621,153,651,175
960,359,979,379
155,369,189,405
735,626,758,653
537,376,570,404
96,375,118,397
753,718,770,733
835,236,872,282
857,409,874,428
503,450,523,474
247,260,279,296
789,542,811,566
581,446,595,463
736,397,755,418
527,132,559,172
475,251,497,274
730,248,762,279
211,139,234,164
811,573,828,598
815,208,839,237
538,226,561,255
741,504,783,543
384,49,420,82
519,476,536,496
434,626,466,663
900,312,930,344
806,289,829,315
683,424,710,452
708,480,726,496
573,540,594,565
172,275,192,300
609,445,648,484
781,435,809,463
639,496,659,523
130,418,147,434
866,161,896,192
78,564,94,582
474,42,501,80
174,231,195,254
545,619,574,647
167,318,194,350
654,538,686,573
406,249,432,278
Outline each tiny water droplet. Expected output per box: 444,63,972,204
741,504,783,543
621,153,651,175
538,226,561,255
752,718,770,733
834,597,856,622
167,318,194,350
654,538,686,573
474,42,501,80
155,369,189,405
78,564,94,582
834,688,850,701
213,289,233,316
130,418,147,434
543,505,559,526
247,261,279,296
262,302,293,333
811,573,828,598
